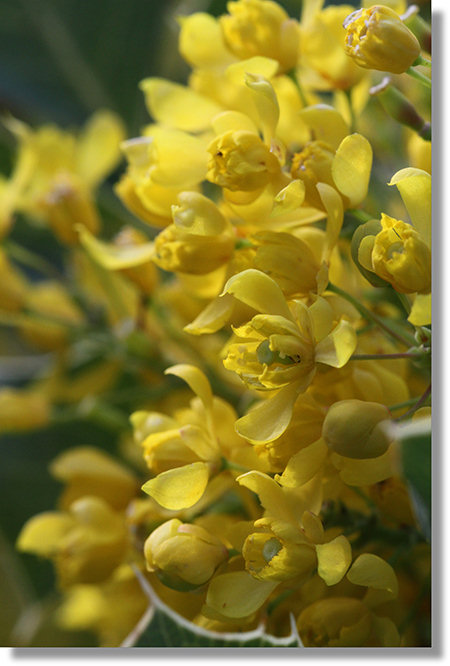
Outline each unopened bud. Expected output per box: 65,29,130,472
344,5,421,74
322,399,391,459
144,519,228,590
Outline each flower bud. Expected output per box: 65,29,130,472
297,597,372,647
344,5,421,75
322,399,391,459
220,0,300,73
144,519,228,590
371,214,431,294
207,130,280,192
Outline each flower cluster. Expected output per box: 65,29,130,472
4,0,431,648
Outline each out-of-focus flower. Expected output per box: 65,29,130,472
17,496,129,587
0,388,50,431
219,0,300,73
2,111,125,242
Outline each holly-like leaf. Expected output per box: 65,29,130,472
390,417,431,541
122,566,302,648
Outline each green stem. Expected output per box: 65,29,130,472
4,240,64,281
350,351,426,361
221,457,249,474
347,209,373,223
412,55,432,68
327,283,416,347
388,397,425,412
406,66,431,89
395,384,431,421
395,292,411,315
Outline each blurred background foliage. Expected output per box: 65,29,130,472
0,0,431,647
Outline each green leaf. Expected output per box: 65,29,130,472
121,566,302,648
391,418,431,541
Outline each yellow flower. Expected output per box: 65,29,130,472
357,167,431,326
222,269,357,441
219,0,300,73
2,111,125,241
49,447,138,511
136,364,266,509
290,105,373,211
144,518,228,589
297,553,400,646
343,5,421,74
17,496,128,587
370,214,431,294
57,565,148,647
153,192,235,274
207,130,280,192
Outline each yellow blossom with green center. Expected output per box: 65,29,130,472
222,269,357,441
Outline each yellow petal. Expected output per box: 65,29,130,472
245,74,279,143
206,571,277,618
141,127,208,189
408,293,431,327
276,438,328,488
17,512,74,556
226,57,280,86
212,110,259,135
184,294,235,335
370,616,401,647
235,380,309,442
299,105,349,151
316,182,343,260
316,535,352,585
332,449,393,486
178,13,233,69
237,470,296,524
389,168,431,248
332,134,372,207
308,296,334,341
76,110,126,188
164,364,213,411
140,78,222,132
222,269,293,320
315,320,357,367
141,462,209,510
347,553,398,598
271,179,305,217
78,226,155,270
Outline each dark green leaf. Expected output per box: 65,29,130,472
122,566,302,648
395,418,431,541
